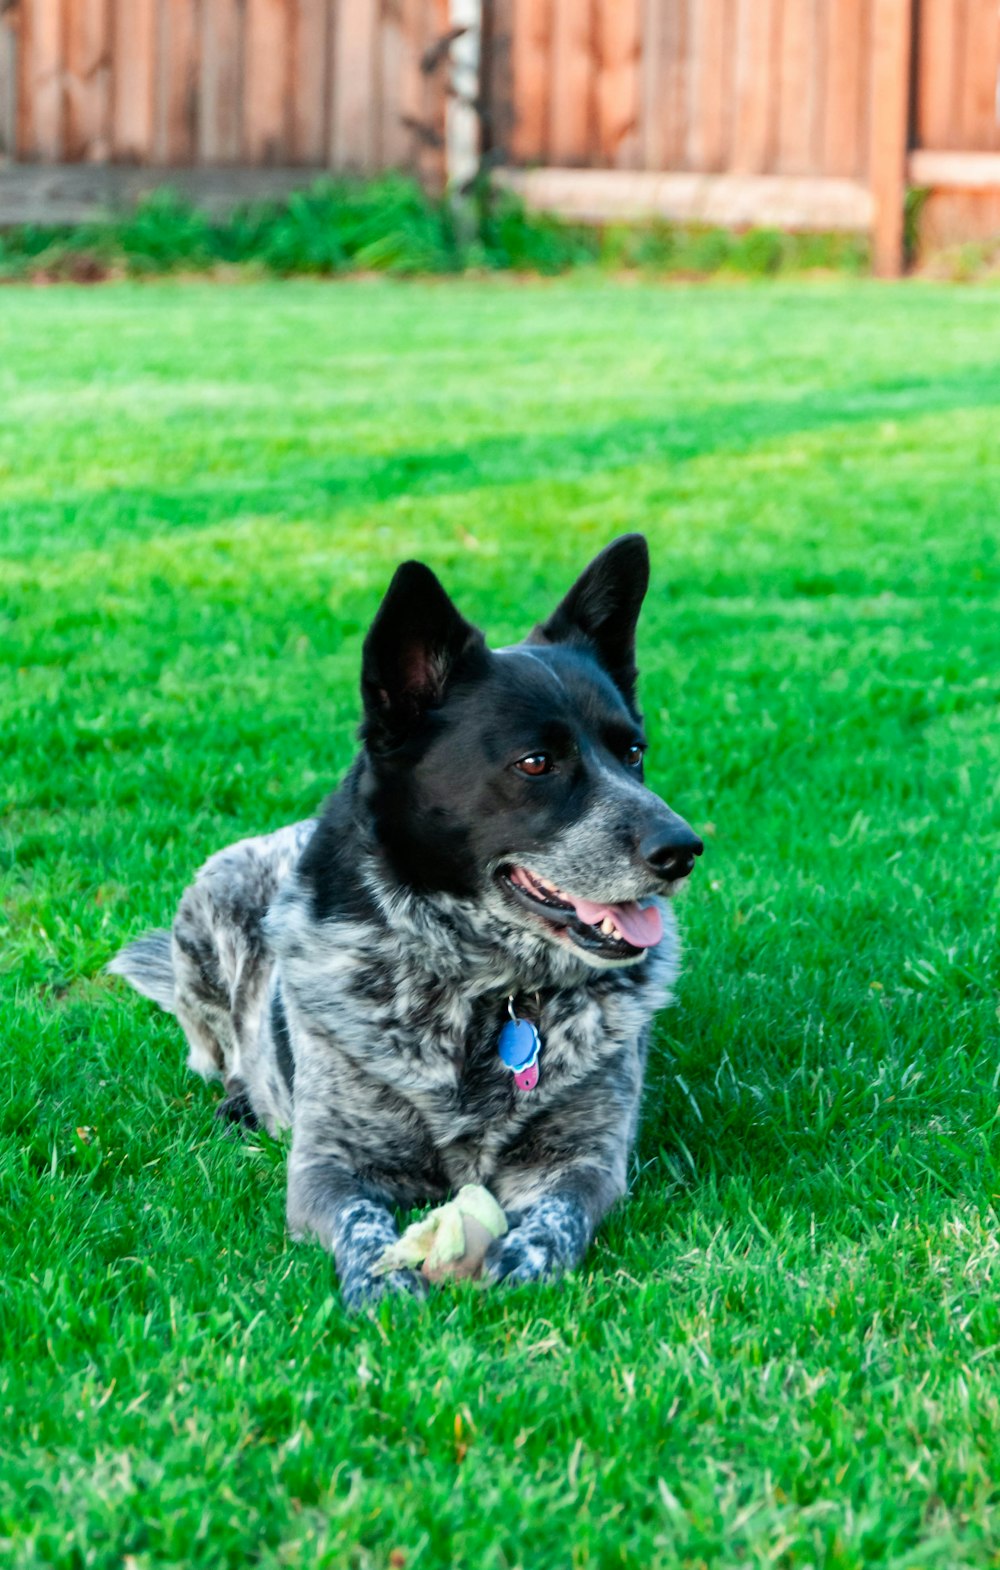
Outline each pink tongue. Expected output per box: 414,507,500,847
570,898,663,948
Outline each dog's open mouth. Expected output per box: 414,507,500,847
497,864,663,961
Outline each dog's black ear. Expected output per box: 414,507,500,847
361,561,486,749
528,534,650,703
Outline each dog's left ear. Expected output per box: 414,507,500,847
529,534,650,704
361,561,486,750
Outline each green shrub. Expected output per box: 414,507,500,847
220,177,463,275
108,189,215,272
0,175,872,282
474,186,598,273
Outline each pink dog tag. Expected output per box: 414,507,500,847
513,1060,539,1091
499,1006,541,1093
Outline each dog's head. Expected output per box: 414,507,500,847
359,535,702,969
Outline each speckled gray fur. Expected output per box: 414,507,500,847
109,537,698,1311
113,820,679,1307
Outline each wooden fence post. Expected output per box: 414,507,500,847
447,0,481,189
870,0,914,277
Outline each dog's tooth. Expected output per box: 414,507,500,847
600,917,615,934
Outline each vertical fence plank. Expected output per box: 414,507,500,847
64,0,111,161
808,0,826,169
870,0,912,275
641,0,689,170
638,0,660,167
483,0,515,160
378,0,408,168
20,0,64,160
410,0,449,186
960,0,1000,150
430,0,448,186
381,0,445,179
0,2,18,158
822,0,863,174
244,0,290,164
776,0,814,172
200,0,243,162
687,0,730,171
111,0,155,161
510,0,550,162
985,1,1000,151
290,0,329,164
548,0,593,164
14,0,32,156
155,0,200,164
331,0,378,170
730,0,777,172
595,0,640,169
914,0,959,150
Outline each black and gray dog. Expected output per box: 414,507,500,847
110,534,703,1309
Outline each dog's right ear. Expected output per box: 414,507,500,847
528,534,650,706
360,561,486,750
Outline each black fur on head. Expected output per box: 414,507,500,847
360,560,488,753
528,533,650,709
335,535,685,910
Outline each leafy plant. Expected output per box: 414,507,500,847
0,176,873,283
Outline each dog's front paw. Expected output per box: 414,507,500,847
483,1227,565,1286
340,1264,427,1315
483,1196,590,1286
332,1197,428,1313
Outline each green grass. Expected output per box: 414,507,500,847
1,276,999,1569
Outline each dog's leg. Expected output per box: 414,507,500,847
287,1161,426,1313
485,1046,646,1286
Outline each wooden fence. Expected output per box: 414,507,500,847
486,0,907,271
2,0,1000,274
0,0,449,178
489,0,1000,272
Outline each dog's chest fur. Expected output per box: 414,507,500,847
256,843,679,1202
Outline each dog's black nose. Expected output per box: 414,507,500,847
641,822,704,881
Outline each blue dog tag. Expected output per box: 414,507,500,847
498,1017,540,1071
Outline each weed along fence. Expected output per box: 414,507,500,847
1,0,1000,274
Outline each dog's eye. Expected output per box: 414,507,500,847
624,744,645,768
514,754,554,777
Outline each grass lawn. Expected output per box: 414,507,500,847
1,276,999,1569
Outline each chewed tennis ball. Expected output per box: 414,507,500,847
374,1185,508,1283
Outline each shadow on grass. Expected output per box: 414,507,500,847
3,365,999,561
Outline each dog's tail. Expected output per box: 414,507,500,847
107,930,176,1013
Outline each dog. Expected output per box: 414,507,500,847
110,534,703,1309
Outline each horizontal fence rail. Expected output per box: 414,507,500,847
1,0,1000,272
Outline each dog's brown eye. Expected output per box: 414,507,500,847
515,754,553,777
624,744,645,768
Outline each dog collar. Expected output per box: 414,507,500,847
498,995,541,1091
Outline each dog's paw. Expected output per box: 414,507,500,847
215,1082,260,1134
482,1196,590,1286
340,1265,427,1315
482,1228,565,1287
